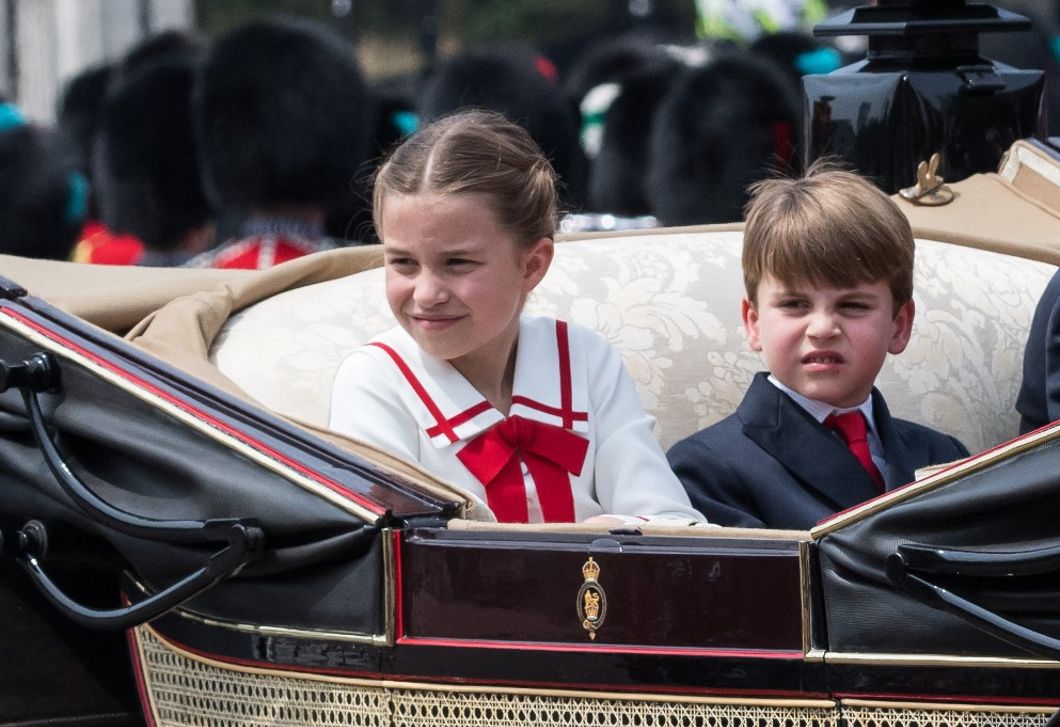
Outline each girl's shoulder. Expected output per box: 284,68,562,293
521,315,621,366
336,325,412,373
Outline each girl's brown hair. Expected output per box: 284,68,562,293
742,160,914,315
371,109,558,248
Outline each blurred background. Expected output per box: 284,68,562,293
2,1,1056,122
0,0,1057,264
1,0,708,122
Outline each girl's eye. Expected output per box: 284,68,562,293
447,258,478,269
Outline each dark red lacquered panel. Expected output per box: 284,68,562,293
400,531,803,651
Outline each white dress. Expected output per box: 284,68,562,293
329,316,705,524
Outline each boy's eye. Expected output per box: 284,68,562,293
778,299,808,310
839,301,872,312
387,257,417,269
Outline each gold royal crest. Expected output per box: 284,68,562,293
577,557,607,640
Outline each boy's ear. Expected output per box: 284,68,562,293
521,237,554,292
741,296,764,352
888,299,915,354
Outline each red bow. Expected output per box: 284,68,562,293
456,415,589,523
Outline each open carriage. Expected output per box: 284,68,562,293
4,135,1060,726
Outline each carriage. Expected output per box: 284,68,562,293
6,0,1060,719
4,136,1060,727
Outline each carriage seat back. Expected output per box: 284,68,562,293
210,229,1055,457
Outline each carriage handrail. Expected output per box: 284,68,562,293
886,543,1060,661
6,352,264,543
16,518,261,630
2,352,266,629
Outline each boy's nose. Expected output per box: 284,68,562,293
806,310,840,338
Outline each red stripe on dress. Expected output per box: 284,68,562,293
556,320,574,429
367,342,459,443
426,400,494,439
511,395,588,422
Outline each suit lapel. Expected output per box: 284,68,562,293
738,374,881,510
871,388,924,489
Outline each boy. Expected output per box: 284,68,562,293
667,163,969,529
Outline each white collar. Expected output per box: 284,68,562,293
767,374,876,433
372,317,590,448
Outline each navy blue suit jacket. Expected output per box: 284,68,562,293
667,373,970,529
1017,267,1060,434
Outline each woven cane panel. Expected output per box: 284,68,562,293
841,705,1055,727
138,629,389,726
139,628,1053,727
389,690,836,726
138,628,839,727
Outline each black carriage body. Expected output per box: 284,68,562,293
803,61,1044,194
2,278,1060,727
803,1,1047,194
0,287,447,726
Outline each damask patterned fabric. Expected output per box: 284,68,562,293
210,232,1056,457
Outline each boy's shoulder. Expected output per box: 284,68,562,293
887,414,967,450
669,409,746,451
668,376,777,453
871,388,969,458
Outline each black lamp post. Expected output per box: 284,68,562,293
804,0,1046,193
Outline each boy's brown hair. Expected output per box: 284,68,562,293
742,160,914,314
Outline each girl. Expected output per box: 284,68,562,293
329,110,705,525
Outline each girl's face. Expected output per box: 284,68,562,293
380,192,553,385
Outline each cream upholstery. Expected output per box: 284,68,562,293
210,231,1056,457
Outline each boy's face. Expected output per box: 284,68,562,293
743,274,914,409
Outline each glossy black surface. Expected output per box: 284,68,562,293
1,556,144,726
827,661,1060,703
804,60,1043,193
806,1,1045,192
146,589,1060,702
148,600,823,697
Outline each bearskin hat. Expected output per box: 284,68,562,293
193,16,374,212
646,50,801,225
417,44,588,209
0,114,86,260
56,63,114,219
57,63,112,171
581,48,686,217
114,28,205,82
562,30,681,109
92,52,212,252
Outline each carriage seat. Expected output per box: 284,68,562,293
210,227,1055,458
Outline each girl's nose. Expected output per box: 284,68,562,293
413,271,449,307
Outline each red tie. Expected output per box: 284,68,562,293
456,415,589,523
824,411,885,492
